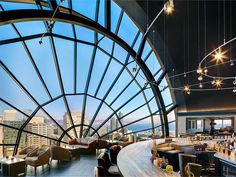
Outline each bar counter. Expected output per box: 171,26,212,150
117,140,180,177
214,152,236,176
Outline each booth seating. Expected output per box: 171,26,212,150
68,137,108,154
109,145,121,165
97,152,120,176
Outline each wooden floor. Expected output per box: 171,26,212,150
25,155,97,177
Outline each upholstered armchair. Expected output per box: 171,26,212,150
50,145,71,163
25,146,51,174
14,145,38,159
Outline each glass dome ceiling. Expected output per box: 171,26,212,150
0,0,175,155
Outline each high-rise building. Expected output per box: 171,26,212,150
0,110,26,156
26,116,56,147
63,111,88,140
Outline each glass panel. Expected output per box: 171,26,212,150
111,0,121,33
0,2,38,10
0,24,18,41
111,81,141,110
153,115,161,127
167,110,175,123
84,96,101,123
169,121,176,137
76,43,94,93
88,49,110,96
149,98,159,114
133,32,143,52
145,52,161,76
75,26,95,43
96,122,109,138
72,0,97,20
105,70,132,104
25,37,61,98
98,37,113,54
141,41,152,59
113,43,128,64
54,37,74,93
18,132,58,152
0,42,50,104
53,22,74,38
14,21,46,36
160,79,173,106
118,12,139,46
125,119,152,132
119,93,150,120
0,67,38,114
121,105,151,129
98,0,105,26
97,60,123,98
92,103,114,133
42,98,74,137
0,101,29,126
66,95,83,116
0,145,15,157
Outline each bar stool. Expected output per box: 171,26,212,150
187,163,202,177
178,154,196,177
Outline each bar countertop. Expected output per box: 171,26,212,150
117,140,180,177
214,152,236,166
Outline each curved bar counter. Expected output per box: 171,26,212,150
117,140,180,177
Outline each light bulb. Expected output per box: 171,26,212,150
204,68,208,74
164,0,174,15
199,83,203,88
233,87,236,93
187,91,191,95
230,61,234,66
198,75,203,81
197,68,202,74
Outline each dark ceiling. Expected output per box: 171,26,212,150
117,0,236,113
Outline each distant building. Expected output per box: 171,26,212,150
0,110,27,156
63,111,88,140
26,116,57,147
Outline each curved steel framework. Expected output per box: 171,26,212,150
0,0,176,155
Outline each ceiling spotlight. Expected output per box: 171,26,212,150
197,68,202,74
132,67,137,73
61,0,65,3
199,83,203,88
211,48,228,64
204,67,208,74
211,79,215,85
164,0,174,15
198,75,203,81
184,85,190,94
233,87,236,93
184,73,187,78
230,60,234,66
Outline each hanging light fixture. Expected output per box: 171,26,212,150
211,48,228,64
212,79,223,88
197,67,202,74
164,0,174,15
